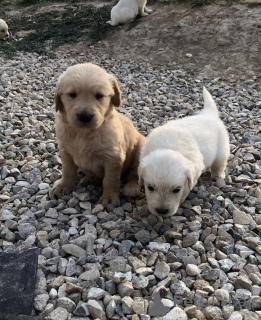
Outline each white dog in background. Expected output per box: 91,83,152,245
0,19,9,40
138,87,230,217
107,0,153,26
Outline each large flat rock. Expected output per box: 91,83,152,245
0,248,38,315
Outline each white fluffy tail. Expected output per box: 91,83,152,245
201,86,219,117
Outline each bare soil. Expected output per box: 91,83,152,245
3,0,261,83
61,1,261,83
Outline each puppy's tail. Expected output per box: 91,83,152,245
201,86,219,118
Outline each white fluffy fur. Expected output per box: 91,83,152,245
107,0,153,26
138,87,230,217
0,19,9,40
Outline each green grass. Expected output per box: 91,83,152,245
0,3,114,58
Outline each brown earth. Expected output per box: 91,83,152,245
61,0,261,84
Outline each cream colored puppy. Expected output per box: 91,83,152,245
0,19,9,40
53,63,145,210
138,87,230,217
107,0,153,26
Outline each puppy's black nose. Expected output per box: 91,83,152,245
156,207,169,215
77,112,93,124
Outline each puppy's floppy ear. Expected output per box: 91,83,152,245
110,76,121,107
55,85,64,112
186,169,193,190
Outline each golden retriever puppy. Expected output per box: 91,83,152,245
107,0,153,26
0,19,9,40
53,63,145,210
138,87,230,217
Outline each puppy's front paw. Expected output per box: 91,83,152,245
123,182,140,198
211,171,226,180
140,12,149,17
52,179,74,196
99,193,120,211
146,8,153,13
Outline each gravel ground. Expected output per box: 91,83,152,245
0,48,261,320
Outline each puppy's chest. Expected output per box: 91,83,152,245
77,142,104,166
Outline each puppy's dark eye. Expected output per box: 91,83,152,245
1,30,4,33
96,93,103,100
173,188,181,194
69,92,77,98
148,185,155,192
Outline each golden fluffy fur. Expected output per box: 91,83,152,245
53,63,145,210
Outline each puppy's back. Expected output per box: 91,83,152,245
111,0,138,25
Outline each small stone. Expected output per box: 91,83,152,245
118,240,133,255
79,267,100,281
36,230,49,243
122,296,133,314
227,312,243,320
159,306,188,319
56,297,76,313
235,275,252,291
48,307,68,320
106,299,116,319
132,297,149,315
87,299,106,320
62,244,86,258
49,288,58,299
148,242,170,253
73,301,90,317
105,280,116,295
128,256,146,270
65,282,83,294
205,306,223,320
87,287,106,300
186,264,201,276
132,275,149,289
123,202,133,212
233,210,250,225
154,260,170,280
235,288,252,300
34,293,49,312
117,281,134,297
219,258,235,272
135,229,151,245
215,289,230,302
66,258,77,277
39,182,49,190
183,233,198,247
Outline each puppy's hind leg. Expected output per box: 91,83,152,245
210,159,228,179
210,145,229,179
123,136,146,197
210,130,230,179
138,0,149,16
144,6,153,13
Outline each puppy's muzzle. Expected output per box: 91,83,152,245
77,112,93,124
156,207,169,215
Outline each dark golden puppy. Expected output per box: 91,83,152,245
53,63,145,210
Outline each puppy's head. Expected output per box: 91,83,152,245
138,149,193,217
0,19,9,40
55,63,121,129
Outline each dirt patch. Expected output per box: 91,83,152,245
1,0,261,83
64,1,261,83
